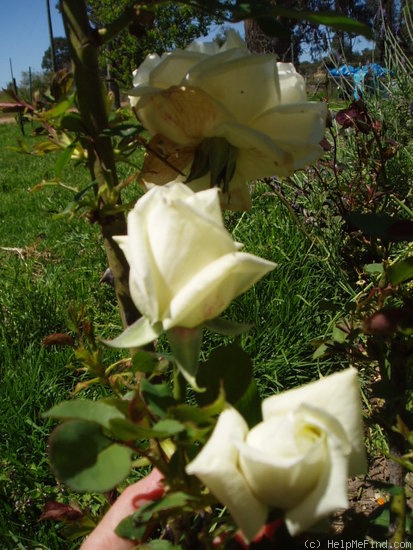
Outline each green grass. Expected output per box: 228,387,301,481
221,185,352,396
0,122,126,549
0,122,352,548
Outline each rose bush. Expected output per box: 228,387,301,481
129,31,327,210
110,182,275,348
186,368,366,541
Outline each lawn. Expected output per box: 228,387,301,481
0,120,354,548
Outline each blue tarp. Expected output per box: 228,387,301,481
328,64,389,99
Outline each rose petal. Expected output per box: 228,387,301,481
165,252,276,329
132,53,162,88
238,414,326,509
114,211,163,322
251,103,327,149
137,86,231,146
140,135,195,186
186,39,220,55
262,368,366,476
250,103,327,169
285,412,350,535
129,54,163,106
277,63,308,103
185,187,225,226
188,54,281,124
215,121,293,170
149,50,208,88
220,29,248,51
185,172,253,212
185,408,268,542
185,48,249,86
123,184,237,324
144,190,237,300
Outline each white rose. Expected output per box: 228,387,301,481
129,31,327,211
113,182,275,339
186,368,366,541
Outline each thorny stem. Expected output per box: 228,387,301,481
61,0,139,329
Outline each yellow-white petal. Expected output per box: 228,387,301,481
285,411,350,535
262,368,366,476
137,86,231,146
149,50,208,89
185,173,253,212
165,252,276,329
188,54,280,124
215,121,292,168
238,413,327,509
220,29,248,51
251,102,327,153
277,63,308,103
185,408,268,542
132,53,162,87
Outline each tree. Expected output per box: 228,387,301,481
42,37,71,72
243,0,316,63
86,0,227,87
17,70,51,101
241,0,379,63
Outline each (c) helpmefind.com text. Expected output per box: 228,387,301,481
304,540,412,549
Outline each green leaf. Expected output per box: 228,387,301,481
116,492,196,542
230,4,373,38
54,144,75,178
204,317,252,336
140,541,182,550
140,379,176,418
132,350,169,375
387,257,413,285
196,343,253,407
348,213,413,243
348,212,395,240
132,350,158,374
115,507,150,541
43,97,75,119
101,123,143,138
49,420,132,491
312,342,331,359
364,263,384,275
44,400,126,430
109,417,184,441
104,317,163,349
234,378,262,428
332,325,348,343
166,326,204,390
60,112,84,133
186,137,237,194
108,418,151,441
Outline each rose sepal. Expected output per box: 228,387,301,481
103,317,163,349
166,326,205,391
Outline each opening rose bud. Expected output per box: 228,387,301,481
185,368,366,541
108,182,275,350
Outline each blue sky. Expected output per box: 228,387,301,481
0,3,374,91
0,3,240,90
0,1,65,89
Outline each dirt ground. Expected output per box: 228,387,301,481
0,116,16,124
